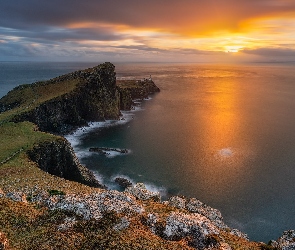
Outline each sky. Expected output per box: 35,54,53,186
1,0,295,63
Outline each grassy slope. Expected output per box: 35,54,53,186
0,78,80,124
116,80,140,88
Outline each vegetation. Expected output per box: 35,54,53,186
117,79,141,88
0,78,81,124
0,122,55,164
48,190,66,196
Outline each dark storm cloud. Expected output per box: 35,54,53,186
1,0,295,34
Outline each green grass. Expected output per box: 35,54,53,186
0,78,81,125
0,78,80,111
116,79,141,88
0,122,55,164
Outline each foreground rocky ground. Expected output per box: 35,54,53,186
0,182,293,249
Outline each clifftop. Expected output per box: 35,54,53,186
0,63,288,249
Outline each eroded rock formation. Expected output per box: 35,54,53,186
26,138,104,188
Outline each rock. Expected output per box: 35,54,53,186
126,183,160,201
272,230,295,250
114,177,133,189
57,217,77,231
113,217,130,231
230,228,249,241
163,211,219,249
0,232,8,250
117,78,160,104
186,198,227,229
40,190,144,220
89,147,129,155
6,192,27,203
27,138,105,188
168,196,186,209
144,213,163,235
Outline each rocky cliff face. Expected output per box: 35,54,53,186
117,79,160,110
26,138,104,188
11,63,120,134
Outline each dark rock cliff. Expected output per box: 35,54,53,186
11,62,120,134
26,138,104,188
117,79,160,110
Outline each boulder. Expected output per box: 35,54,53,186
168,196,186,209
163,211,219,249
113,217,130,231
57,217,77,231
125,183,160,201
114,177,133,189
186,198,227,229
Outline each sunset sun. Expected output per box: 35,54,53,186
225,45,243,53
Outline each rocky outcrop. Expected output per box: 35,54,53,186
115,177,133,189
0,183,285,249
168,196,226,229
117,79,160,110
126,183,160,201
89,147,128,155
40,190,144,220
163,211,220,249
26,138,104,188
117,87,133,110
271,230,295,250
127,79,160,100
11,63,120,134
168,196,248,240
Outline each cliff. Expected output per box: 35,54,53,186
0,62,120,134
117,79,160,110
26,138,104,188
0,63,160,134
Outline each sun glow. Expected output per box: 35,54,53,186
225,45,243,53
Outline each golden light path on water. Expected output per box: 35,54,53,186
188,69,255,199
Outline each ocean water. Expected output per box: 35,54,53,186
1,61,295,242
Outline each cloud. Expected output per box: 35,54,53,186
242,48,295,58
1,1,295,61
1,0,295,36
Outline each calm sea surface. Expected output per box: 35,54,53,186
1,61,295,242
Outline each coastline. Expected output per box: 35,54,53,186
0,62,293,249
64,93,169,196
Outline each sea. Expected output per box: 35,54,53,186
1,61,295,242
